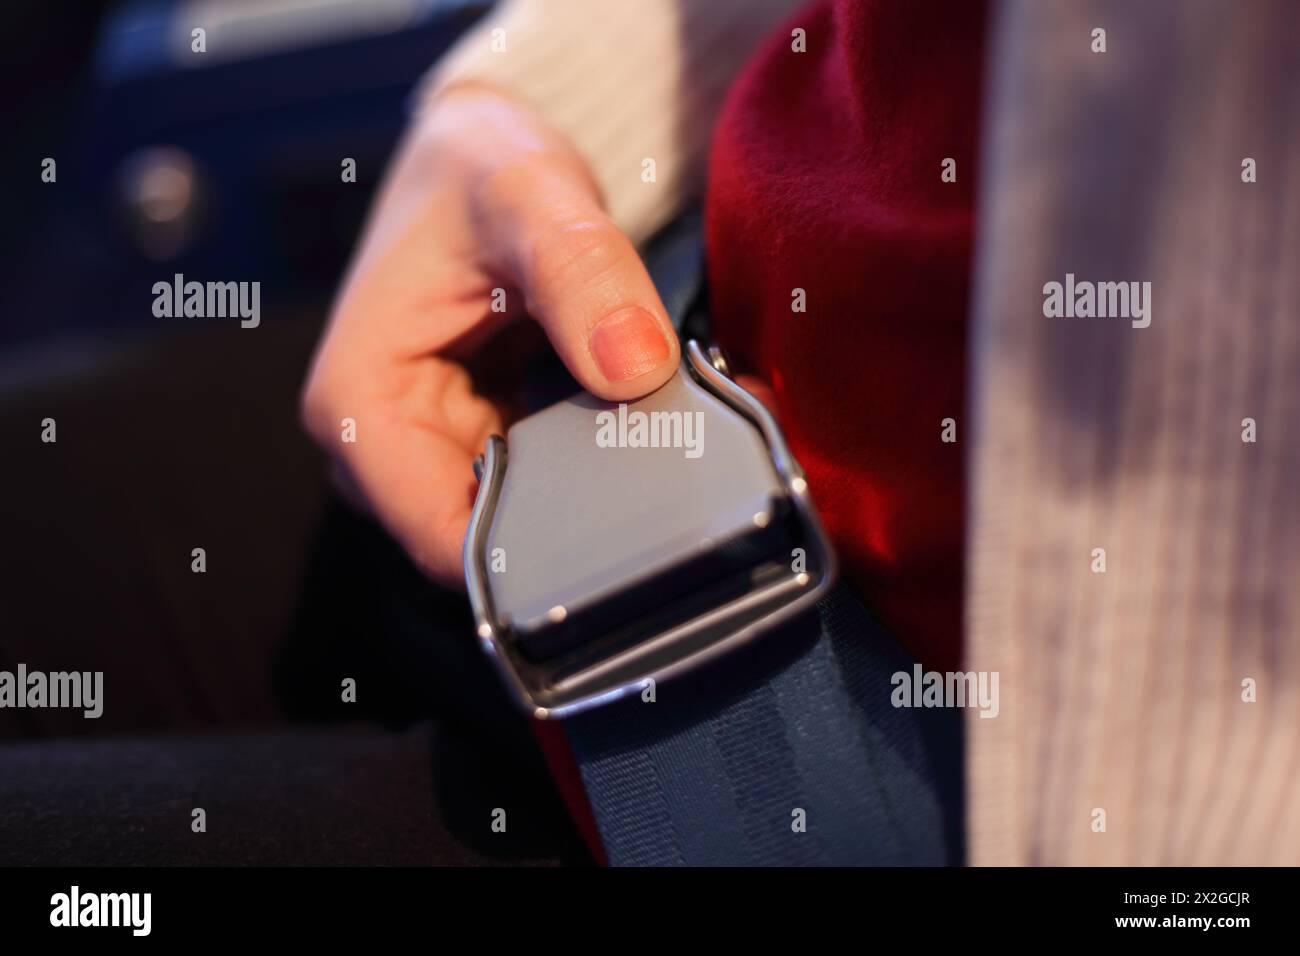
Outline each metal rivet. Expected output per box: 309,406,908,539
707,344,732,378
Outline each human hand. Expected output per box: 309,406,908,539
300,86,679,586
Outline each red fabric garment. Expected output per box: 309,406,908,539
707,0,988,671
538,0,988,863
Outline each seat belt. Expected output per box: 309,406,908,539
565,584,962,865
465,212,963,865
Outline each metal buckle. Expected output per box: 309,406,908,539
463,340,836,719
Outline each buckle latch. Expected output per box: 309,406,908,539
463,340,836,718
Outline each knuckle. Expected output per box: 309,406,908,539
526,218,626,294
474,157,551,222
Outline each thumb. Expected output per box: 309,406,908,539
481,164,679,401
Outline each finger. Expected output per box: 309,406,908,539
478,164,680,401
303,365,503,588
349,421,481,586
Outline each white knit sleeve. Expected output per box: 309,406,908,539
415,0,802,245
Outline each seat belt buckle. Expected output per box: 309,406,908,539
463,340,836,718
